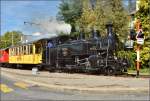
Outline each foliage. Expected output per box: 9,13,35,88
140,47,150,68
128,68,150,75
117,50,136,69
0,31,23,49
107,0,129,40
117,47,150,69
58,0,129,41
57,0,83,33
79,0,129,41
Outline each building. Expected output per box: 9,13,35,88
129,0,140,30
21,35,34,43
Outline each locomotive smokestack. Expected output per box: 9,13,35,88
106,22,113,37
80,31,83,40
91,28,100,39
79,27,85,40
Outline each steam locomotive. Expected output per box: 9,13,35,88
41,23,129,75
0,23,129,75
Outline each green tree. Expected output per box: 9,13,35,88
77,0,95,37
106,0,129,40
57,0,83,34
77,0,129,40
0,31,23,49
140,47,150,68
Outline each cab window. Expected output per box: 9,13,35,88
35,44,41,54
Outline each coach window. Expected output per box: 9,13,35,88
16,47,18,55
12,48,13,56
18,47,19,55
11,48,12,56
28,45,30,55
15,47,17,55
17,47,19,55
18,47,20,55
30,45,33,54
14,48,16,56
14,47,16,56
13,48,15,56
20,46,22,55
19,47,21,55
12,48,14,56
23,46,26,55
24,46,26,55
16,47,17,55
28,45,30,54
21,46,23,55
9,49,11,56
26,45,28,55
16,47,17,56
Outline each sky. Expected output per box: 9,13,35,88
1,0,130,36
1,0,61,35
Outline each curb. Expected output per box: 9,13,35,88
1,69,149,93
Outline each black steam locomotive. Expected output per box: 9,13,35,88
40,23,129,75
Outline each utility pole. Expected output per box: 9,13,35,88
135,19,144,78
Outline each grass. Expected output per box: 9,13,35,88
128,68,150,75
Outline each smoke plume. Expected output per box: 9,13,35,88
33,18,71,37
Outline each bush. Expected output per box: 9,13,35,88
140,47,150,68
117,50,136,69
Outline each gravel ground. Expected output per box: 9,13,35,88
1,67,149,93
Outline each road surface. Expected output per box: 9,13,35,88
0,75,149,100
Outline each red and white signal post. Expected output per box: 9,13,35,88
135,19,144,77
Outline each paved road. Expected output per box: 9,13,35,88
0,75,149,101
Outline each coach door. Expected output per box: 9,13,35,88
45,41,56,66
34,43,42,64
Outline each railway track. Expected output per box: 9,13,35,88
1,66,149,79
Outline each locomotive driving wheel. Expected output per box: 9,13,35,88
105,66,115,76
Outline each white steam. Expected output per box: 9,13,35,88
33,18,71,36
33,32,42,36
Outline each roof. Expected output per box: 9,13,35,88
0,47,9,50
129,10,137,15
8,35,70,48
9,38,49,48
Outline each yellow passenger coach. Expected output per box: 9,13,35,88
9,40,43,65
